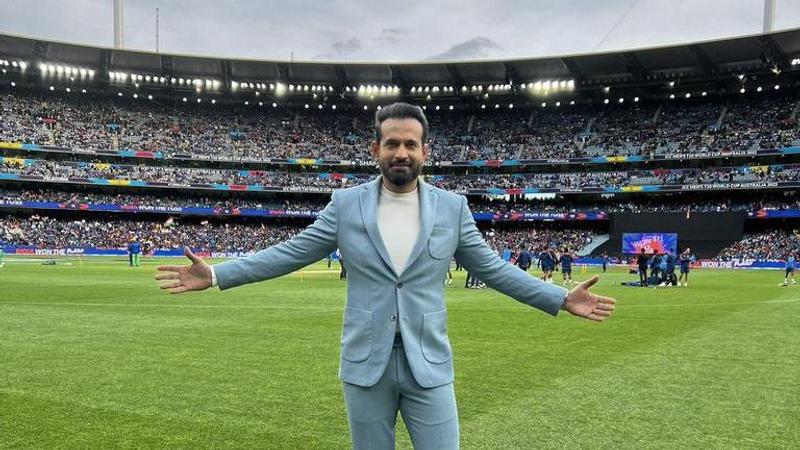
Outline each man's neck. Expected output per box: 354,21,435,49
382,177,418,194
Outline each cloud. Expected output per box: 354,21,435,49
377,27,408,43
331,38,362,55
426,37,503,61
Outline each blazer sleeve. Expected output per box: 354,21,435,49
212,191,339,291
453,196,567,316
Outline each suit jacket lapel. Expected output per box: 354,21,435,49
399,179,437,278
360,177,398,278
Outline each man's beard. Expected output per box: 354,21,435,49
380,160,422,187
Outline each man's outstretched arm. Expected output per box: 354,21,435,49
453,196,615,320
155,193,339,293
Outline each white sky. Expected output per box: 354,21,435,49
2,0,800,62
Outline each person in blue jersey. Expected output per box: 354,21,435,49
538,247,554,282
649,252,662,287
601,252,609,273
781,253,796,286
559,248,575,285
678,248,695,287
663,250,677,286
127,237,141,267
515,247,533,272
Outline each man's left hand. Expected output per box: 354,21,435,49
563,275,616,322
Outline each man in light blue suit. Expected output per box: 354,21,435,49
155,103,616,449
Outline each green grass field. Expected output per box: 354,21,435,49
1,257,798,449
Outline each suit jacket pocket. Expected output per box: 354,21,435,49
421,309,451,364
341,306,373,363
428,227,453,260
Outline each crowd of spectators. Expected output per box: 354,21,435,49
716,229,800,261
3,156,798,192
2,188,799,216
0,213,598,254
2,90,800,163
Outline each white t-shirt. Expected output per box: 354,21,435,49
377,184,421,274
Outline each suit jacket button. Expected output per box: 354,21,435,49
390,315,397,322
396,282,403,289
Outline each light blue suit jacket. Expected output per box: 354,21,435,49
213,177,567,388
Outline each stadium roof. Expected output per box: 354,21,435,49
1,27,799,95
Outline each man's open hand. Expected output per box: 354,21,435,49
563,275,616,322
154,247,213,294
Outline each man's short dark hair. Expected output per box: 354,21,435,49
374,102,428,143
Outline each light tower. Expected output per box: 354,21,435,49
113,0,124,49
763,0,776,33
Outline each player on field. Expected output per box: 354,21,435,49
678,248,695,286
128,237,141,267
559,248,575,285
781,253,796,286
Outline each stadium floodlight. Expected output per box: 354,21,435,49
244,101,249,105
18,61,27,71
570,100,575,105
82,88,87,94
668,81,675,88
462,86,468,92
481,104,486,109
508,104,513,109
79,68,87,77
10,81,15,87
47,64,55,72
426,95,432,101
38,63,46,72
178,78,185,85
132,93,138,98
145,75,151,82
555,101,561,107
603,98,610,104
304,104,309,109
792,58,800,66
602,86,610,93
171,78,177,84
211,99,216,104
739,88,746,94
618,97,624,103
119,92,124,97
274,82,287,96
363,105,368,110
65,87,71,93
182,97,187,102
377,105,382,110
756,86,763,92
738,74,745,80
289,84,295,91
272,102,277,108
435,105,440,110
541,102,547,107
701,91,707,96
411,87,416,94
421,105,426,110
634,97,640,102
685,93,691,98
669,94,675,99
331,104,336,110
495,104,500,109
318,104,323,109
49,85,54,91
88,69,95,78
147,94,152,100
774,84,780,90
448,105,454,110
520,83,526,89
197,98,202,103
